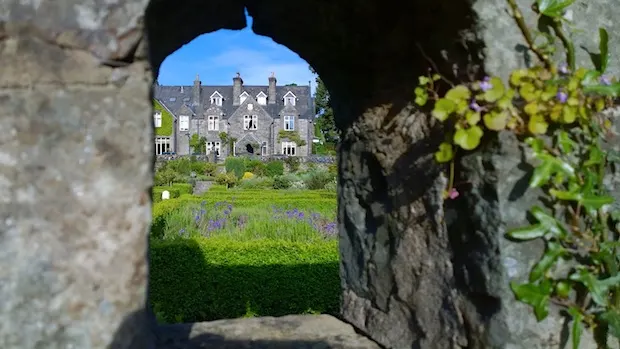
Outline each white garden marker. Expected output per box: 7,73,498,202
161,190,170,200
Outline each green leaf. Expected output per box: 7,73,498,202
583,83,620,97
506,224,547,240
528,114,549,134
432,74,442,81
567,307,583,349
584,146,605,166
483,77,505,102
510,280,552,321
483,110,509,131
445,85,471,102
599,310,620,339
453,126,483,151
581,70,602,86
569,270,620,306
419,76,430,85
556,130,575,153
526,137,545,154
536,0,576,17
530,241,565,281
434,142,454,163
520,82,539,102
465,110,481,125
581,195,614,209
599,27,609,73
530,161,554,188
549,189,581,201
432,98,456,121
530,206,568,238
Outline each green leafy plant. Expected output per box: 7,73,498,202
278,130,307,147
419,0,620,347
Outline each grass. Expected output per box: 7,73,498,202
149,184,340,323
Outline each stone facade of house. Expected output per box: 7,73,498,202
153,73,315,158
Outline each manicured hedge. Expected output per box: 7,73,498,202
152,183,194,203
149,237,340,323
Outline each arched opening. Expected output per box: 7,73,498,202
245,143,254,154
148,9,341,339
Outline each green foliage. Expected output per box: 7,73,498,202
421,1,620,345
265,160,285,177
153,100,173,136
225,157,246,179
238,176,274,190
244,158,267,176
151,183,193,203
284,156,301,172
311,66,339,144
303,169,335,190
189,134,207,154
272,175,292,189
278,130,307,147
149,237,339,323
214,172,239,188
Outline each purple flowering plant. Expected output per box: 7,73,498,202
415,0,620,344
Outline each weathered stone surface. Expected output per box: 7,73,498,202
154,315,382,349
0,1,153,348
3,0,620,348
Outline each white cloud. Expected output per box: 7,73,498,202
199,38,317,92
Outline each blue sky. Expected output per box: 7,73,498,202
157,11,317,92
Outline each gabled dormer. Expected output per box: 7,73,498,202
210,91,223,106
283,91,296,106
256,91,267,105
239,91,250,105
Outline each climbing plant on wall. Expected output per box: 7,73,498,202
278,130,307,147
153,100,173,136
418,0,620,347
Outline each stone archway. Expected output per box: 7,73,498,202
3,0,619,348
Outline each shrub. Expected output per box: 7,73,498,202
265,160,284,177
284,157,301,173
225,157,245,179
154,168,182,186
238,177,274,189
272,175,291,189
196,162,217,176
244,158,266,175
214,172,239,188
242,172,255,180
149,237,340,323
171,183,193,196
323,180,337,192
167,158,192,176
327,163,337,177
303,170,334,190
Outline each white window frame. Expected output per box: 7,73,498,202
257,92,267,105
283,115,295,130
206,141,221,155
240,91,249,105
155,136,171,155
179,115,189,131
243,115,258,130
281,141,296,156
207,115,219,131
210,91,223,106
154,111,162,128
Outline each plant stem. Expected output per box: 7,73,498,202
550,18,576,71
449,159,455,190
506,0,553,69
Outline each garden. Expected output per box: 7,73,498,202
149,156,340,324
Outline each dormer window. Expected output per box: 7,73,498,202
257,91,267,105
283,91,296,106
240,91,249,104
154,111,162,128
210,91,223,106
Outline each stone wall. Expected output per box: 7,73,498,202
2,0,620,348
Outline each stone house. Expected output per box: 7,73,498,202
152,73,315,157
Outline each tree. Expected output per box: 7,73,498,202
310,66,339,144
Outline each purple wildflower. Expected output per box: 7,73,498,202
469,100,481,112
558,63,569,75
479,77,492,92
600,75,612,85
557,91,568,103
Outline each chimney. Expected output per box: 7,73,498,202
192,74,201,106
268,72,277,104
233,72,243,106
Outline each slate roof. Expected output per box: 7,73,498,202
153,82,315,120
